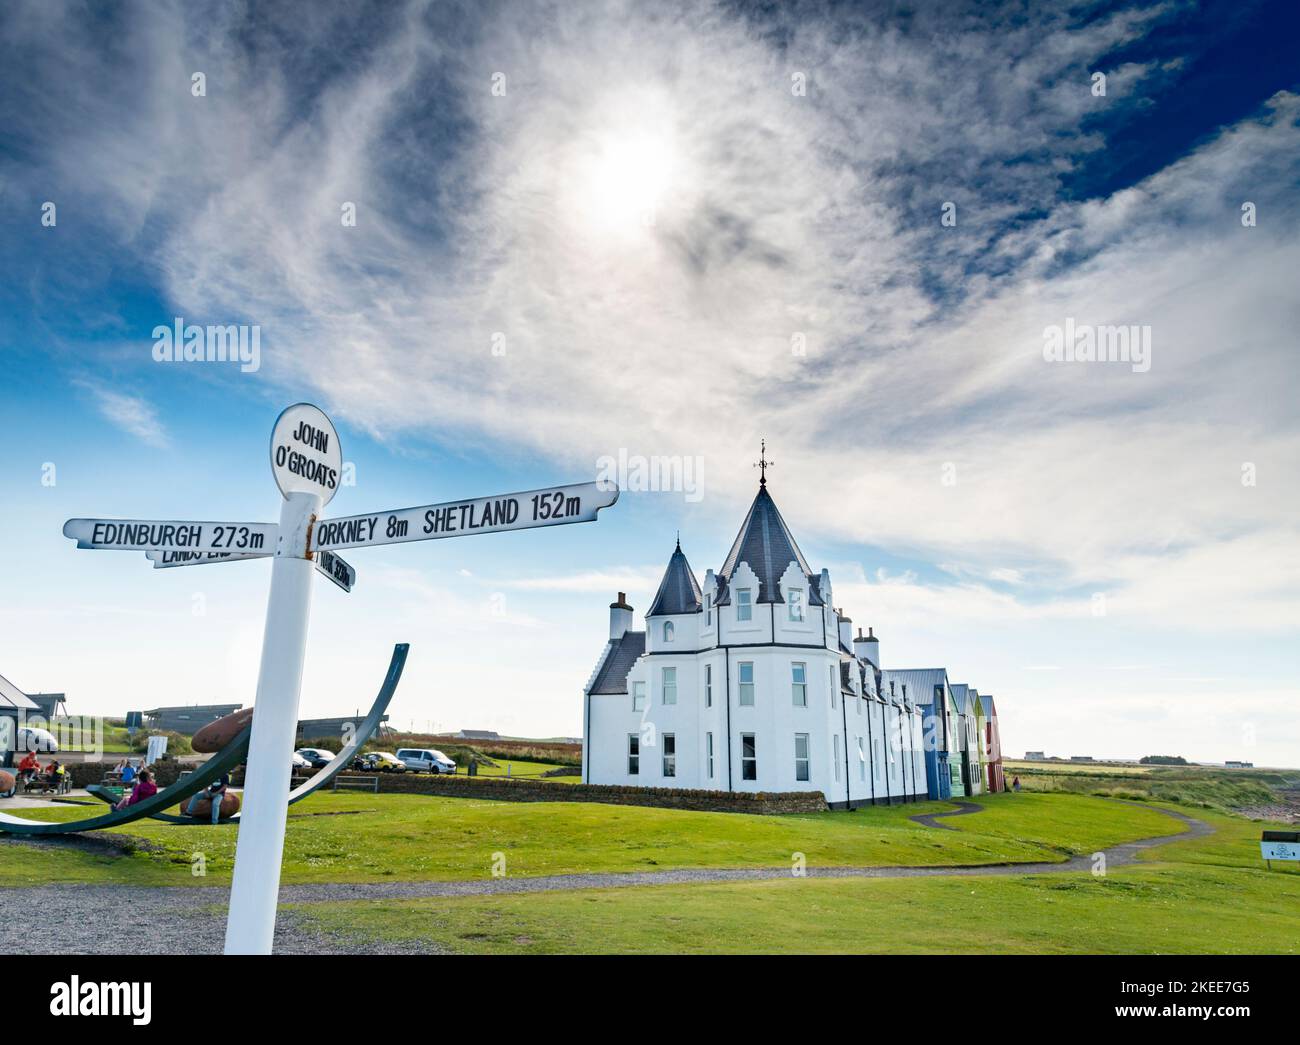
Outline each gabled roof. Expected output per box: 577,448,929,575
950,683,973,715
979,694,996,717
0,673,39,712
588,630,646,695
647,542,703,616
715,484,824,606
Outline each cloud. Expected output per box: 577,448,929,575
76,381,167,447
4,1,1298,752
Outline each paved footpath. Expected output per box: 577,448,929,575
0,803,1209,954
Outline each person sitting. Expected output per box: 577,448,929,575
120,761,136,785
114,769,157,810
43,761,64,791
17,751,40,786
185,773,231,824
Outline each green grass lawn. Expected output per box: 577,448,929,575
0,792,1171,888
287,804,1300,955
463,759,578,781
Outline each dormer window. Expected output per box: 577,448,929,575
663,620,674,642
736,588,752,622
788,588,804,622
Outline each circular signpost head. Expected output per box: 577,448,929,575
270,403,342,507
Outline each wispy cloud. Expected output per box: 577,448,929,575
76,380,167,447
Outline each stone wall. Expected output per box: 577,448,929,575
346,771,827,814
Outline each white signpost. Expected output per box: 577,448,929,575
61,402,619,954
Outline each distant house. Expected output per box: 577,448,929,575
1225,760,1254,769
143,704,242,734
1070,755,1094,763
297,714,390,743
454,729,501,741
1025,750,1046,760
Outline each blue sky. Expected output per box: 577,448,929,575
1,0,1298,764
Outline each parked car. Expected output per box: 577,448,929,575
295,747,336,769
290,751,312,770
358,751,407,773
17,726,58,753
396,748,456,774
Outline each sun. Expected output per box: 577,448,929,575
584,130,676,233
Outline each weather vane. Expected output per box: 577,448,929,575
754,439,774,486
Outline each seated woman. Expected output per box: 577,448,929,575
114,769,157,810
17,750,40,786
185,773,231,824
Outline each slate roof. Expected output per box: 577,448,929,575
715,484,824,606
588,630,646,695
647,543,704,616
0,673,39,712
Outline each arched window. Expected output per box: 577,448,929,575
663,620,674,641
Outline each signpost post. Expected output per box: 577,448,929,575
60,402,619,954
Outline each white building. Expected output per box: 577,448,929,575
582,475,929,808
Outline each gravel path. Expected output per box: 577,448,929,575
0,803,1209,954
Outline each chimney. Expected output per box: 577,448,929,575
609,592,633,640
855,626,880,669
837,610,853,650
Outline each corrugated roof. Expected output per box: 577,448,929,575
980,694,996,717
647,543,703,616
716,484,824,606
0,673,39,712
588,630,646,695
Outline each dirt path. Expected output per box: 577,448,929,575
0,803,1210,954
909,799,985,830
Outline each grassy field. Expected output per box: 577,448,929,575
1004,760,1297,814
0,792,1173,888
287,804,1300,955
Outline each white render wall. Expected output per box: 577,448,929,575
585,558,930,805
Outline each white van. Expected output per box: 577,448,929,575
396,748,456,774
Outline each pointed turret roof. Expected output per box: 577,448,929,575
647,540,704,616
715,484,824,606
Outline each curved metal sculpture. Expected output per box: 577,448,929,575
0,643,408,835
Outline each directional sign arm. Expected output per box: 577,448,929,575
311,481,619,552
144,548,356,593
64,518,279,555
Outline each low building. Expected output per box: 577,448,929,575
1225,760,1254,769
26,693,67,719
454,729,501,741
143,704,242,734
1070,755,1094,763
1025,750,1046,760
297,714,390,743
1,673,41,764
